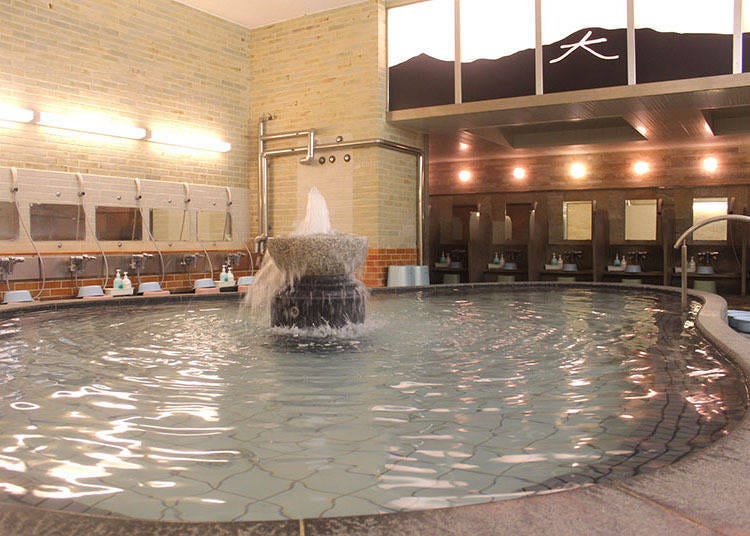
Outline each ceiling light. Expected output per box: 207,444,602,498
458,170,472,182
635,126,648,136
37,111,147,140
633,161,650,175
0,104,35,123
148,130,231,153
512,167,526,179
702,156,718,173
459,142,469,151
570,162,586,179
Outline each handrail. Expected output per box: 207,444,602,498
673,214,750,309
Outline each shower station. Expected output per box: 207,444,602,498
254,115,425,328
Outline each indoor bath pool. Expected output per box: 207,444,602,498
0,287,745,522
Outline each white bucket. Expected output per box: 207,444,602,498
387,265,415,287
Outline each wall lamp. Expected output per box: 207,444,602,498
0,102,231,153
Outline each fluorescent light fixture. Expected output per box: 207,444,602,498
37,111,147,140
148,130,231,153
0,104,34,123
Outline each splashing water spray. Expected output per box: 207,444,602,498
245,187,368,329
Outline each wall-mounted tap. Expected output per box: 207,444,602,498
129,252,154,271
225,252,244,268
69,255,96,273
254,234,268,254
180,253,203,268
0,256,25,280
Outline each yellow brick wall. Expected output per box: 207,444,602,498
0,0,252,189
249,0,424,249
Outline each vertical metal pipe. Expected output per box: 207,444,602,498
258,118,266,239
417,151,426,265
681,242,688,310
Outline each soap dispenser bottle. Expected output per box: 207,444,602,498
688,256,697,272
227,266,235,283
614,253,621,267
114,269,123,290
493,252,500,264
220,265,228,282
122,271,132,289
551,252,558,266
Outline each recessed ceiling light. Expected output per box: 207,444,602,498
512,167,526,179
459,142,469,151
702,157,718,173
633,161,650,175
458,170,472,182
570,162,586,179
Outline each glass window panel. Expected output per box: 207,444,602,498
460,0,535,101
0,202,19,240
150,208,189,241
625,199,658,241
692,197,727,241
744,0,750,72
635,0,733,82
563,201,592,240
30,203,85,241
388,0,455,110
197,211,231,242
95,206,143,241
542,0,627,93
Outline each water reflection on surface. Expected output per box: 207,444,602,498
0,289,744,521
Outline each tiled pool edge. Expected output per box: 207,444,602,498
0,283,747,535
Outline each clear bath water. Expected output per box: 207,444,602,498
0,288,745,522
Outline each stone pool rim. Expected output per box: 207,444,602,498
0,282,748,535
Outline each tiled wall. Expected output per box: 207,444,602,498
1,0,425,294
0,0,252,188
249,0,425,286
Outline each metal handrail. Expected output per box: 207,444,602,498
673,214,750,309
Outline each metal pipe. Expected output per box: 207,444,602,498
673,214,750,309
258,129,427,265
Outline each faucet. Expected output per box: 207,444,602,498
69,255,96,273
0,256,25,283
225,252,244,268
254,234,268,254
180,253,204,268
129,253,154,271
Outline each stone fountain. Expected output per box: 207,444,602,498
249,188,368,329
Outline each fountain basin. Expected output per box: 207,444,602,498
267,233,367,277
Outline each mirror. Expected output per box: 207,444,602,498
0,202,19,240
692,197,727,241
30,203,85,240
625,199,657,241
95,207,143,241
563,201,592,240
197,211,232,241
150,208,189,241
